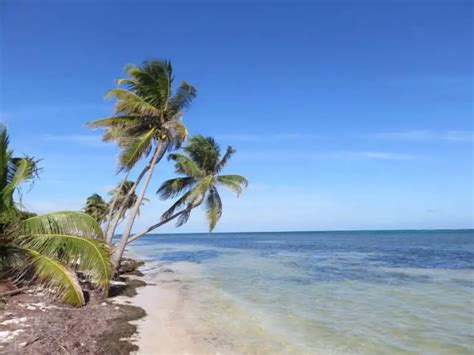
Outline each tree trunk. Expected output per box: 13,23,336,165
105,162,151,244
104,170,130,243
126,207,191,245
112,143,164,268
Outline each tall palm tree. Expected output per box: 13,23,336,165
126,135,248,245
88,60,197,267
0,127,111,307
84,193,108,224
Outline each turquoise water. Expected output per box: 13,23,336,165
131,230,474,354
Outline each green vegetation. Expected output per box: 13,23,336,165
88,59,248,269
84,193,108,224
1,58,248,303
0,126,111,307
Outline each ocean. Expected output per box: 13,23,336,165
130,230,474,354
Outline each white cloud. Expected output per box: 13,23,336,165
345,151,415,161
41,134,105,146
374,130,473,142
216,133,321,142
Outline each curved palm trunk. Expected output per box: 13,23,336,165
112,142,164,269
105,163,151,244
104,170,130,241
126,207,193,245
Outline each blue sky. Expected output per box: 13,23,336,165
1,0,472,232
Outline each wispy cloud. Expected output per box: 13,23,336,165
344,151,415,161
216,133,321,142
373,130,473,142
236,150,416,162
41,134,105,147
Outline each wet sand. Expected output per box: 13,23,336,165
114,262,234,355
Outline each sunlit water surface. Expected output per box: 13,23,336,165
130,230,474,354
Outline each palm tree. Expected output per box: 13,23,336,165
0,128,39,213
84,193,108,224
103,180,146,244
0,127,111,307
88,60,197,267
126,135,248,245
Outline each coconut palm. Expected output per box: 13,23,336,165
126,135,248,245
88,60,197,266
103,180,148,244
84,193,108,224
0,128,39,213
0,127,111,307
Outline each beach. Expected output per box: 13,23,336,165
115,262,235,354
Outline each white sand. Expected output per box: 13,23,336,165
114,262,230,355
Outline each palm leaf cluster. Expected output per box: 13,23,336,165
84,193,108,224
158,135,248,231
17,211,111,306
0,127,111,307
0,127,40,212
88,60,197,172
83,181,142,227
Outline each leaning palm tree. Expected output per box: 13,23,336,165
125,135,248,245
84,193,108,224
0,127,111,307
88,60,196,266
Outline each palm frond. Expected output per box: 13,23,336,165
22,211,104,240
184,135,220,172
23,248,85,306
163,120,188,149
157,177,196,200
217,175,248,196
168,81,197,115
214,146,236,174
125,60,172,109
161,191,192,220
106,89,161,116
2,157,38,207
118,129,155,172
176,209,191,227
86,116,140,128
185,176,213,205
168,153,205,177
205,187,222,231
19,234,111,291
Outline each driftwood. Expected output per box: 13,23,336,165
0,286,29,298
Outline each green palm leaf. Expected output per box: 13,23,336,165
106,89,161,116
23,248,85,306
214,146,236,174
22,211,104,240
168,153,204,177
86,116,140,128
205,187,222,231
163,120,188,149
157,177,196,199
118,129,156,171
168,81,197,115
19,233,111,291
217,175,248,196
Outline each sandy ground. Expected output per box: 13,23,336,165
114,262,235,355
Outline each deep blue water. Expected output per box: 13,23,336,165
137,229,473,272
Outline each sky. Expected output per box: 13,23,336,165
1,0,472,233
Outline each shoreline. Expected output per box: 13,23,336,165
114,261,232,355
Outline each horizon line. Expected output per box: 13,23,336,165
131,227,474,236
